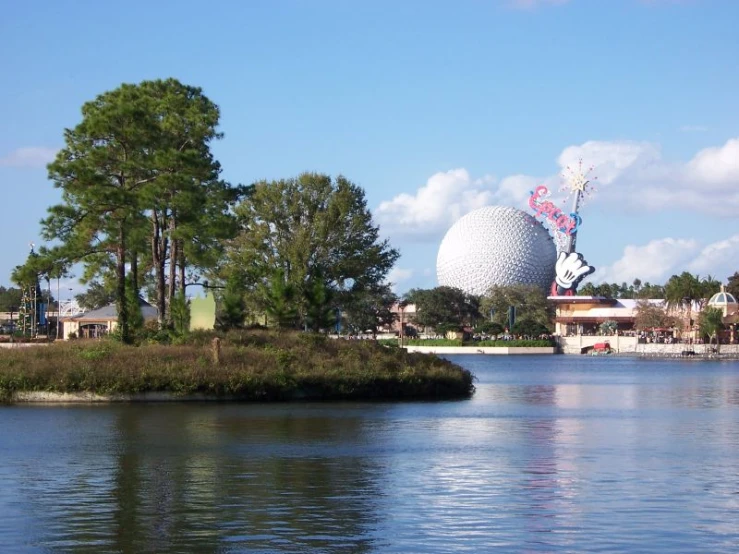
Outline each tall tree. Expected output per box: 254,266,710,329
223,173,399,330
699,275,722,308
43,78,232,341
44,83,156,342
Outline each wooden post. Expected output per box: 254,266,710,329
211,337,222,365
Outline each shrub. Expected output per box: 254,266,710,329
0,330,474,401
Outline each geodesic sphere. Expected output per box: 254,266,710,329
436,206,557,295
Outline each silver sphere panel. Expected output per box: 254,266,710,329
436,206,557,295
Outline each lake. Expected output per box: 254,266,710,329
1,355,738,553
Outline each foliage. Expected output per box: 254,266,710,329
170,290,190,335
598,320,618,335
222,172,399,331
512,318,550,337
217,275,247,331
475,339,554,347
340,284,397,337
698,307,724,346
405,286,480,331
125,277,144,334
726,272,739,299
259,269,298,330
633,300,677,330
0,332,474,402
0,286,23,312
42,78,236,342
578,279,665,299
664,272,715,331
76,281,116,311
480,284,552,330
474,321,505,336
303,274,336,332
402,338,463,346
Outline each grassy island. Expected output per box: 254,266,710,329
0,330,474,402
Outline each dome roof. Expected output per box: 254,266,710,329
708,291,738,305
436,206,557,295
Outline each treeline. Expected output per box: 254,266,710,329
0,286,55,312
11,79,398,343
578,272,739,300
404,270,739,338
404,285,552,337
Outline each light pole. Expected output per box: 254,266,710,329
56,276,60,339
398,304,405,347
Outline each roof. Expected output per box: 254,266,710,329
64,298,158,322
547,296,618,305
708,291,738,306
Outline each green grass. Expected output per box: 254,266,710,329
0,330,475,402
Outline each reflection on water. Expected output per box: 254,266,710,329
1,356,739,553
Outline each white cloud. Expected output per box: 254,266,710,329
592,234,739,286
557,140,662,186
376,168,495,239
688,235,739,278
686,138,739,185
377,136,739,244
0,147,57,168
386,267,414,291
594,238,700,284
560,137,739,215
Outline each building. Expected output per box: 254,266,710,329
61,299,158,339
550,296,659,337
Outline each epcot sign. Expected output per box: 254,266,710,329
528,185,581,236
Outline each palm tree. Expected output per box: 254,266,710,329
664,272,703,338
699,275,722,309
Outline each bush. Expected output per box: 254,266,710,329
0,330,475,401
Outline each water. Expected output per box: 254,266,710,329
1,355,739,553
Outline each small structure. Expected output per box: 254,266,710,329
707,288,739,343
61,299,158,339
550,296,637,336
706,289,739,318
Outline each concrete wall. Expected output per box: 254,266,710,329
0,342,50,349
403,346,557,355
557,335,638,354
557,335,739,356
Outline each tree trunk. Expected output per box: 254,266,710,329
116,224,130,343
152,212,167,328
178,243,186,296
167,219,178,326
130,250,138,292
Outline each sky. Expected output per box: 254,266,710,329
1,0,738,297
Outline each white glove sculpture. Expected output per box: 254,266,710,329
554,251,594,292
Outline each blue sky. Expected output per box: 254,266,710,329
2,0,738,295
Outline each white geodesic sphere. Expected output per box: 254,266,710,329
436,206,557,295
